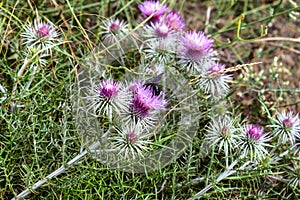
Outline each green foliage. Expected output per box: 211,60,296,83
1,0,300,199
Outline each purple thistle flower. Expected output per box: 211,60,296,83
207,62,224,74
36,24,51,37
21,18,59,53
180,30,214,60
101,18,129,45
130,82,167,118
109,22,120,32
143,22,173,41
112,123,152,159
246,124,263,141
204,115,239,167
197,62,232,99
99,80,118,99
87,79,130,119
138,0,168,23
268,110,300,144
152,22,170,38
165,11,185,32
178,30,217,73
238,124,272,161
126,131,139,143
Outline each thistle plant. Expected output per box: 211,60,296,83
268,110,300,144
86,79,130,120
177,30,217,74
204,115,239,168
237,124,272,161
21,17,59,54
6,0,300,199
101,18,129,45
196,62,232,99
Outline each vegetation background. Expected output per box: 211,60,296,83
1,0,300,199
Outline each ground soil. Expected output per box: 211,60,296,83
183,1,300,123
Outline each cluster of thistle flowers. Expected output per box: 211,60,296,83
101,0,231,99
87,79,167,159
204,108,300,166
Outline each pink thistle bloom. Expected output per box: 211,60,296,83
101,18,129,45
246,124,264,141
138,0,168,22
125,131,139,143
178,30,217,73
153,22,170,38
36,24,51,37
268,110,300,144
112,123,152,159
180,30,214,61
130,82,167,118
207,62,224,74
197,62,232,99
98,80,119,99
21,18,59,53
165,11,185,32
238,124,272,161
143,21,176,40
88,79,130,119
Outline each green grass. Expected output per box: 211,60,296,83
1,0,300,199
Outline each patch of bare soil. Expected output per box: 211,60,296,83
182,1,300,122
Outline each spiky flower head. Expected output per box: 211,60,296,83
143,22,174,40
237,124,272,161
268,110,300,144
21,18,59,54
138,0,168,23
204,115,239,167
144,39,175,64
87,79,130,119
130,81,167,118
178,30,217,73
246,124,263,141
120,81,167,130
165,11,185,32
197,62,231,99
101,18,129,45
112,123,152,159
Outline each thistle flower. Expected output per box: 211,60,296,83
87,79,130,119
138,0,168,23
130,82,167,118
204,115,239,167
101,18,129,45
123,81,167,130
178,30,217,73
165,11,185,32
197,62,232,99
21,18,59,53
111,123,152,159
268,110,300,144
144,39,175,64
143,22,174,40
237,124,272,161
